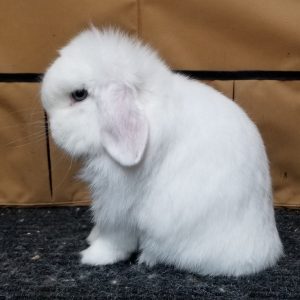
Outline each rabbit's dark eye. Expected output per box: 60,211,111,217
71,89,88,102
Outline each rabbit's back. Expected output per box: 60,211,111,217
136,74,282,276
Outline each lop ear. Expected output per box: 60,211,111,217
99,83,148,166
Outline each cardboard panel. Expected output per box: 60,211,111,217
202,80,233,99
2,0,300,72
139,0,300,70
235,81,300,207
0,0,137,72
0,83,51,205
50,139,91,205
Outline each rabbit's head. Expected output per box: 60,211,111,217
41,28,166,166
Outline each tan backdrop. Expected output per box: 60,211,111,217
0,0,299,207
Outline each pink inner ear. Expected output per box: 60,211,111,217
100,83,148,166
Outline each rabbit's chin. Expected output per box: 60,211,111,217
48,100,103,158
49,119,102,159
51,135,96,158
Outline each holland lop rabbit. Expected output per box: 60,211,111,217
41,28,282,276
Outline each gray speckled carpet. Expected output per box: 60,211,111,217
0,207,299,299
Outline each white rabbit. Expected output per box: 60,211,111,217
41,27,283,276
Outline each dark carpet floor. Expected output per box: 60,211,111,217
0,207,299,299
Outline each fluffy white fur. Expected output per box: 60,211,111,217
41,28,283,276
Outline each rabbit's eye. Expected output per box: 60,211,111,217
71,89,88,102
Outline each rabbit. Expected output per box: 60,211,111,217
41,27,283,276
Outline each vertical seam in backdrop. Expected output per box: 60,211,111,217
44,111,53,199
233,80,236,101
137,0,142,38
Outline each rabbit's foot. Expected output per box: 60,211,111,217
138,251,157,267
81,229,138,266
86,225,99,245
81,238,130,265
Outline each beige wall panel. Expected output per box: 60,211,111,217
0,0,137,72
0,83,51,205
202,80,233,99
235,80,300,207
139,0,300,70
50,140,91,205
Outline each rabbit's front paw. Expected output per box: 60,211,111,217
86,226,99,245
138,251,157,267
80,238,130,266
